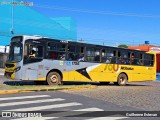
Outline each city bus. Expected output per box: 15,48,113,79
4,35,156,86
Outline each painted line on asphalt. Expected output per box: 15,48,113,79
0,98,65,107
0,95,50,101
74,107,104,111
5,102,82,111
45,107,104,117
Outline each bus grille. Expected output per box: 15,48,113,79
5,63,15,68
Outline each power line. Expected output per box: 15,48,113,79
0,32,159,46
34,5,160,18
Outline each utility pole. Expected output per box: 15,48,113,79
79,38,84,43
11,0,14,34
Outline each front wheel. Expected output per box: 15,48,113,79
115,73,127,86
47,72,62,85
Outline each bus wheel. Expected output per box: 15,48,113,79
116,73,127,86
47,72,62,85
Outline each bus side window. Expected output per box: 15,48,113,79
48,52,56,59
78,46,85,61
94,49,100,62
78,54,84,61
117,51,122,64
48,42,57,51
58,44,66,51
144,54,154,66
122,52,131,64
58,52,66,60
67,45,79,61
86,47,94,62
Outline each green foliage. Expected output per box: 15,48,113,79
118,44,128,48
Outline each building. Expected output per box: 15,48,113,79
0,0,77,68
128,42,160,72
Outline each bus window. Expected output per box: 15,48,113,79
117,51,124,64
80,47,84,53
68,45,76,52
66,45,78,61
48,42,57,51
58,44,66,51
28,45,43,58
139,53,144,65
57,52,66,60
48,51,57,59
121,51,131,64
101,49,107,62
131,52,143,65
94,49,100,62
76,46,85,61
103,49,116,63
24,45,43,64
67,53,78,61
78,53,84,61
86,47,95,62
144,54,154,66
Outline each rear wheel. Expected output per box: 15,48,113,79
47,72,62,85
115,73,127,86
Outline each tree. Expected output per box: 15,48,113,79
118,44,128,48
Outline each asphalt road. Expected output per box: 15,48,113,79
0,74,160,120
0,91,159,120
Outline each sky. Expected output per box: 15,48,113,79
20,0,160,46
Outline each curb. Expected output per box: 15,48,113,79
0,90,33,95
0,85,97,95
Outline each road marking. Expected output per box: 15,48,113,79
0,95,50,101
6,102,82,111
86,117,129,120
0,98,64,107
74,107,104,111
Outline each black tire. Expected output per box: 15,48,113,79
116,73,127,86
47,72,62,85
100,82,110,85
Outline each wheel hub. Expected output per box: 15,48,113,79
50,75,58,83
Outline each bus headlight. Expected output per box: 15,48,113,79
14,66,21,72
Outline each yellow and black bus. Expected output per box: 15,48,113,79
5,35,156,86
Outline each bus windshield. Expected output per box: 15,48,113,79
8,38,23,62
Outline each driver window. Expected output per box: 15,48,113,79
24,44,43,64
29,45,43,58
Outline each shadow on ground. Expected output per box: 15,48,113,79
3,80,149,87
